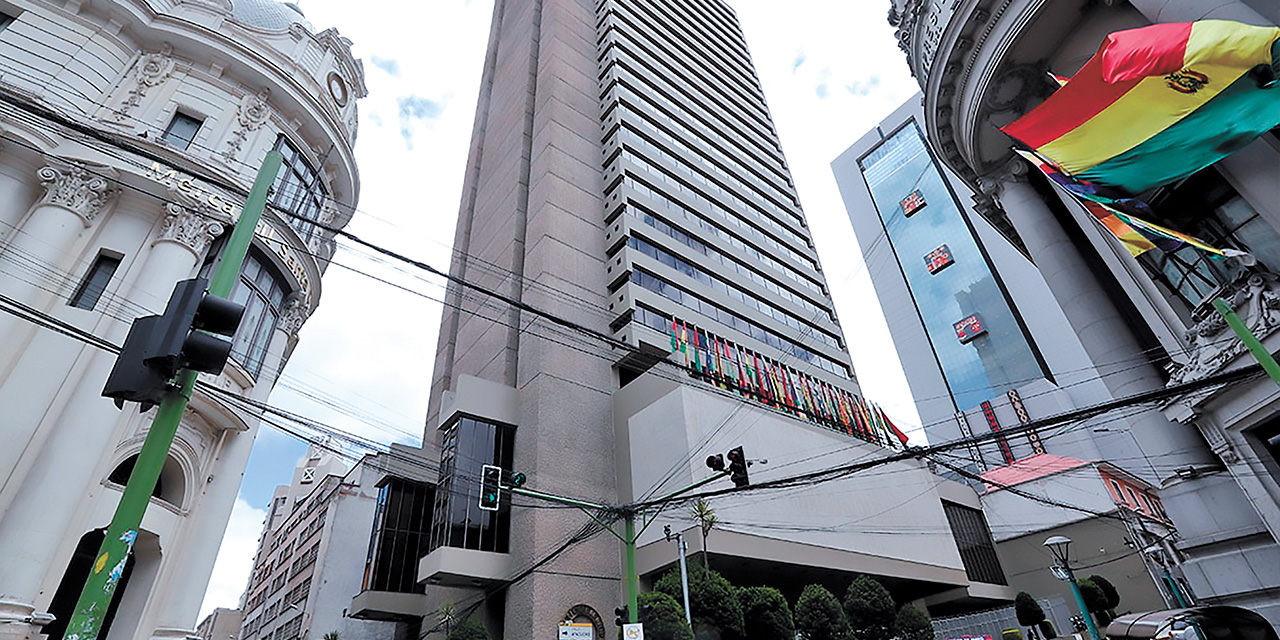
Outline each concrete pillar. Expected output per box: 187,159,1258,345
0,200,221,637
988,169,1216,484
0,161,119,380
1128,0,1275,25
0,150,40,247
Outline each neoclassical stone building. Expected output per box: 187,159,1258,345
0,1,364,639
888,0,1279,623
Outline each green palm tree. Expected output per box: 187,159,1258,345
690,498,717,576
436,602,457,636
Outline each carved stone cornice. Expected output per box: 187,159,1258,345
116,45,176,122
156,201,225,255
1168,271,1280,387
887,0,924,60
222,88,272,164
35,160,119,225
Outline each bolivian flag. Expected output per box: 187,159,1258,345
1002,20,1280,195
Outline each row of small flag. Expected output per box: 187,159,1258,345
669,318,909,448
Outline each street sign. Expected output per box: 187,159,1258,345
558,622,593,640
622,623,644,640
1051,565,1070,581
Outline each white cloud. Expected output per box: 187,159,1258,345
199,498,267,621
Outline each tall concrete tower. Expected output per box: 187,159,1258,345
373,0,1002,637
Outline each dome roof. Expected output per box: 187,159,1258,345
231,0,312,31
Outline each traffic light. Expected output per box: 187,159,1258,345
479,464,502,511
146,278,244,377
614,605,628,627
102,278,244,408
638,603,653,625
506,470,527,488
705,454,725,472
726,446,749,487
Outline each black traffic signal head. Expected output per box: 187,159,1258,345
146,278,244,377
506,471,527,488
479,464,502,511
705,454,725,472
726,446,749,488
638,603,653,624
614,605,628,627
102,315,169,409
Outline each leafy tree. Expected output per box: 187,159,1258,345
794,584,849,640
1086,574,1121,611
446,618,489,640
843,575,895,640
436,601,458,636
690,498,718,575
736,586,794,640
655,565,743,639
1014,592,1046,628
1077,578,1112,626
893,604,934,640
639,591,694,640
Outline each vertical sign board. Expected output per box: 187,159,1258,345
558,623,594,640
622,623,645,640
954,313,986,343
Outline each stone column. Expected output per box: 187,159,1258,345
0,160,118,378
0,201,219,640
985,167,1215,483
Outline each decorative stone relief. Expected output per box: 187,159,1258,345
156,201,225,255
116,45,176,122
36,160,119,225
1169,271,1280,386
277,291,311,337
222,88,272,164
887,0,923,58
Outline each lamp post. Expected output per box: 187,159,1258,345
1044,536,1102,640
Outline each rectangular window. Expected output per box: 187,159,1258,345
161,112,202,150
362,478,433,593
69,253,121,310
0,13,15,32
271,136,328,242
942,501,1008,585
429,416,516,554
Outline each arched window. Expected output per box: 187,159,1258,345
271,135,328,243
108,454,186,508
201,241,292,378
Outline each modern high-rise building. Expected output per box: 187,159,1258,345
888,0,1280,623
351,0,1026,638
0,1,364,639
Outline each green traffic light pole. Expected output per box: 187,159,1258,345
506,470,728,624
63,151,284,640
1212,298,1280,386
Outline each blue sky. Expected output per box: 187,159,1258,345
201,0,923,618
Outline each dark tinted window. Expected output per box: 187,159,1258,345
429,416,516,553
943,501,1007,585
363,478,433,593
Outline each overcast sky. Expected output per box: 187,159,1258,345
199,0,924,619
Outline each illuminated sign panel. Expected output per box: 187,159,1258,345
954,313,986,343
900,189,926,216
924,244,954,274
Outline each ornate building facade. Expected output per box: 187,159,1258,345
0,1,364,639
888,0,1280,623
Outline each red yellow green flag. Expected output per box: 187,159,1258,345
1002,20,1280,195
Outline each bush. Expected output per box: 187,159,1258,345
639,591,694,640
1002,629,1024,640
843,575,896,640
737,586,793,640
794,584,850,640
1086,575,1121,611
1077,578,1108,616
446,619,489,640
1014,592,1046,627
655,565,744,639
893,604,933,640
1038,619,1058,639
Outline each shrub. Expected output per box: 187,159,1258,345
843,575,896,640
655,565,743,639
737,586,794,640
794,584,850,640
446,619,489,640
639,591,694,640
893,604,934,640
1086,575,1121,611
1014,592,1046,627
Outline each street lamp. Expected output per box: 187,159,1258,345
1044,536,1102,640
